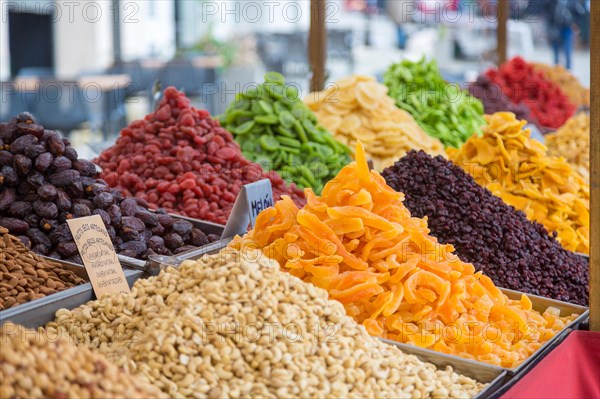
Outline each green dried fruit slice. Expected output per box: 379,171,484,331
235,120,255,135
278,111,296,128
264,71,285,85
255,115,278,124
260,135,280,152
276,136,301,148
257,100,273,115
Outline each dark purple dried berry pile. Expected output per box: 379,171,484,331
468,75,531,122
382,150,589,306
0,113,219,264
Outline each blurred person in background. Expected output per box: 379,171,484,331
574,0,590,47
386,0,415,49
541,0,585,69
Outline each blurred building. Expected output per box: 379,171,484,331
0,0,321,81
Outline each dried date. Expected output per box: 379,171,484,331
0,188,16,211
37,184,58,201
8,201,32,218
49,170,80,187
33,200,59,219
0,217,29,234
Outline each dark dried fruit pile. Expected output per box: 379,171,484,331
95,87,305,225
468,75,531,122
0,113,218,263
382,150,589,306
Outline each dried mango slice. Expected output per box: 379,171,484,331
232,141,579,368
449,112,590,254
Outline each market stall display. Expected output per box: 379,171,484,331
220,72,351,194
382,150,589,306
46,247,486,398
305,75,445,170
545,112,590,183
468,75,531,122
485,57,576,129
0,322,167,399
531,63,591,107
447,112,590,255
383,58,486,148
96,86,306,225
0,227,85,310
232,143,579,368
0,113,219,261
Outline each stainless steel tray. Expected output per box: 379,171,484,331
0,264,143,329
381,337,507,399
379,288,588,377
0,232,228,328
175,237,233,260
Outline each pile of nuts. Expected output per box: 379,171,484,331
0,226,85,310
46,248,485,398
0,322,167,399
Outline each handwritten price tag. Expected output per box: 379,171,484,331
221,179,274,239
67,215,130,297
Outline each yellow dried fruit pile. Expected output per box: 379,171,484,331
305,75,445,170
447,112,589,254
232,142,579,368
545,112,590,183
532,63,590,107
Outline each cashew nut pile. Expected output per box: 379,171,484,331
0,323,167,399
46,248,486,399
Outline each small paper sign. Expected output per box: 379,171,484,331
67,215,130,297
221,179,274,239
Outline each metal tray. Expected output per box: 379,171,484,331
0,231,227,329
175,237,233,260
0,238,230,330
381,337,507,399
0,265,143,329
379,288,588,377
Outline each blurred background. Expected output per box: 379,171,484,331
0,0,591,156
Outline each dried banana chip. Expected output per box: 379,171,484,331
308,75,446,170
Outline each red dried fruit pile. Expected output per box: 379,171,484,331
96,87,305,225
485,57,576,129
